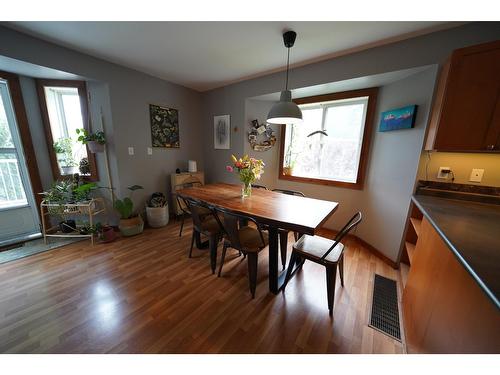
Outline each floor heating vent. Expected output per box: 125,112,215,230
369,274,401,341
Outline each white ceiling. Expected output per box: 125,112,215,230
5,22,460,92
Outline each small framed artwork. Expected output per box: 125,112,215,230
214,114,231,149
150,104,180,148
379,105,418,132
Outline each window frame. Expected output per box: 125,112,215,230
36,79,99,182
278,87,379,190
0,70,44,216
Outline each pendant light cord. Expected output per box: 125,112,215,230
285,47,290,91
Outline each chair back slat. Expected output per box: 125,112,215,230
320,212,362,261
174,180,203,213
212,206,266,252
185,198,211,233
272,188,305,197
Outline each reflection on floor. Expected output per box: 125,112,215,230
0,220,404,353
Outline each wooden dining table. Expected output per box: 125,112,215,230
177,183,339,294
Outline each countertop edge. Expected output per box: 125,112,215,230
411,195,500,310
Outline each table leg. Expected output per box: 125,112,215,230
269,226,303,294
268,226,279,294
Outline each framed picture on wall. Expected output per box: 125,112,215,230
150,104,180,148
214,114,230,149
379,105,418,132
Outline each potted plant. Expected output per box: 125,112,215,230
146,192,169,228
79,157,90,176
114,185,144,236
97,223,117,243
76,128,106,153
53,138,77,175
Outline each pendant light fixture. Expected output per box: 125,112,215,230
267,30,303,125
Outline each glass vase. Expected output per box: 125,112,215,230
241,181,252,198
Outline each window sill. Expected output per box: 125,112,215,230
278,173,364,190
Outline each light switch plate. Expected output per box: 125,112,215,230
470,169,484,182
147,147,153,155
128,147,134,156
437,167,451,179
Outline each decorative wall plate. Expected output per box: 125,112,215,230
248,119,276,151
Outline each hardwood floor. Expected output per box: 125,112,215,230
0,220,404,353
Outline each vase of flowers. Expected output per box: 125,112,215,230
226,155,265,198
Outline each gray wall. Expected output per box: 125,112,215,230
0,25,204,215
200,22,500,261
243,68,437,262
201,22,500,184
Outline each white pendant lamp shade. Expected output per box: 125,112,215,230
267,30,302,125
267,90,303,125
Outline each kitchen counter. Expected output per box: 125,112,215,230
412,194,500,309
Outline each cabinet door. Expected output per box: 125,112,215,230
433,41,500,151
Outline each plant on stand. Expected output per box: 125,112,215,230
76,128,106,153
146,192,169,228
226,155,265,198
53,138,77,175
114,185,144,236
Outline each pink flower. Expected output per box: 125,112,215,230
226,165,234,172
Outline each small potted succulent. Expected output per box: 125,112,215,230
146,192,169,228
76,128,106,153
53,138,78,175
114,185,144,236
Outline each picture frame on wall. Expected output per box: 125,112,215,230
379,105,418,132
150,104,180,148
214,114,230,149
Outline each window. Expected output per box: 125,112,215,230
279,88,378,189
36,80,98,181
0,71,43,213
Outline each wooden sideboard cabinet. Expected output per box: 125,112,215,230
425,40,500,152
170,171,204,215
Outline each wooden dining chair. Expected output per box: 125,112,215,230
283,212,362,315
185,198,223,274
213,207,269,298
173,179,205,237
272,188,306,269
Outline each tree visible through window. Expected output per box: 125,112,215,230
279,88,378,189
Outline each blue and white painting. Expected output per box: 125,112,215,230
379,105,417,132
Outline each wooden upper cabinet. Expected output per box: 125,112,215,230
425,40,500,152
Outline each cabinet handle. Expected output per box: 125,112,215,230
486,145,495,150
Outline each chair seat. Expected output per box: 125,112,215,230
238,226,269,252
293,234,344,264
201,216,222,234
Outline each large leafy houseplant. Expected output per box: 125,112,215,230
114,185,144,236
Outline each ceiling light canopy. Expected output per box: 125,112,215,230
267,31,303,125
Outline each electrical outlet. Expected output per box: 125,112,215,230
437,167,451,179
469,169,484,183
128,147,134,156
147,147,153,155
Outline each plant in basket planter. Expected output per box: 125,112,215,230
226,154,265,198
76,128,106,153
146,192,169,228
114,185,144,236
